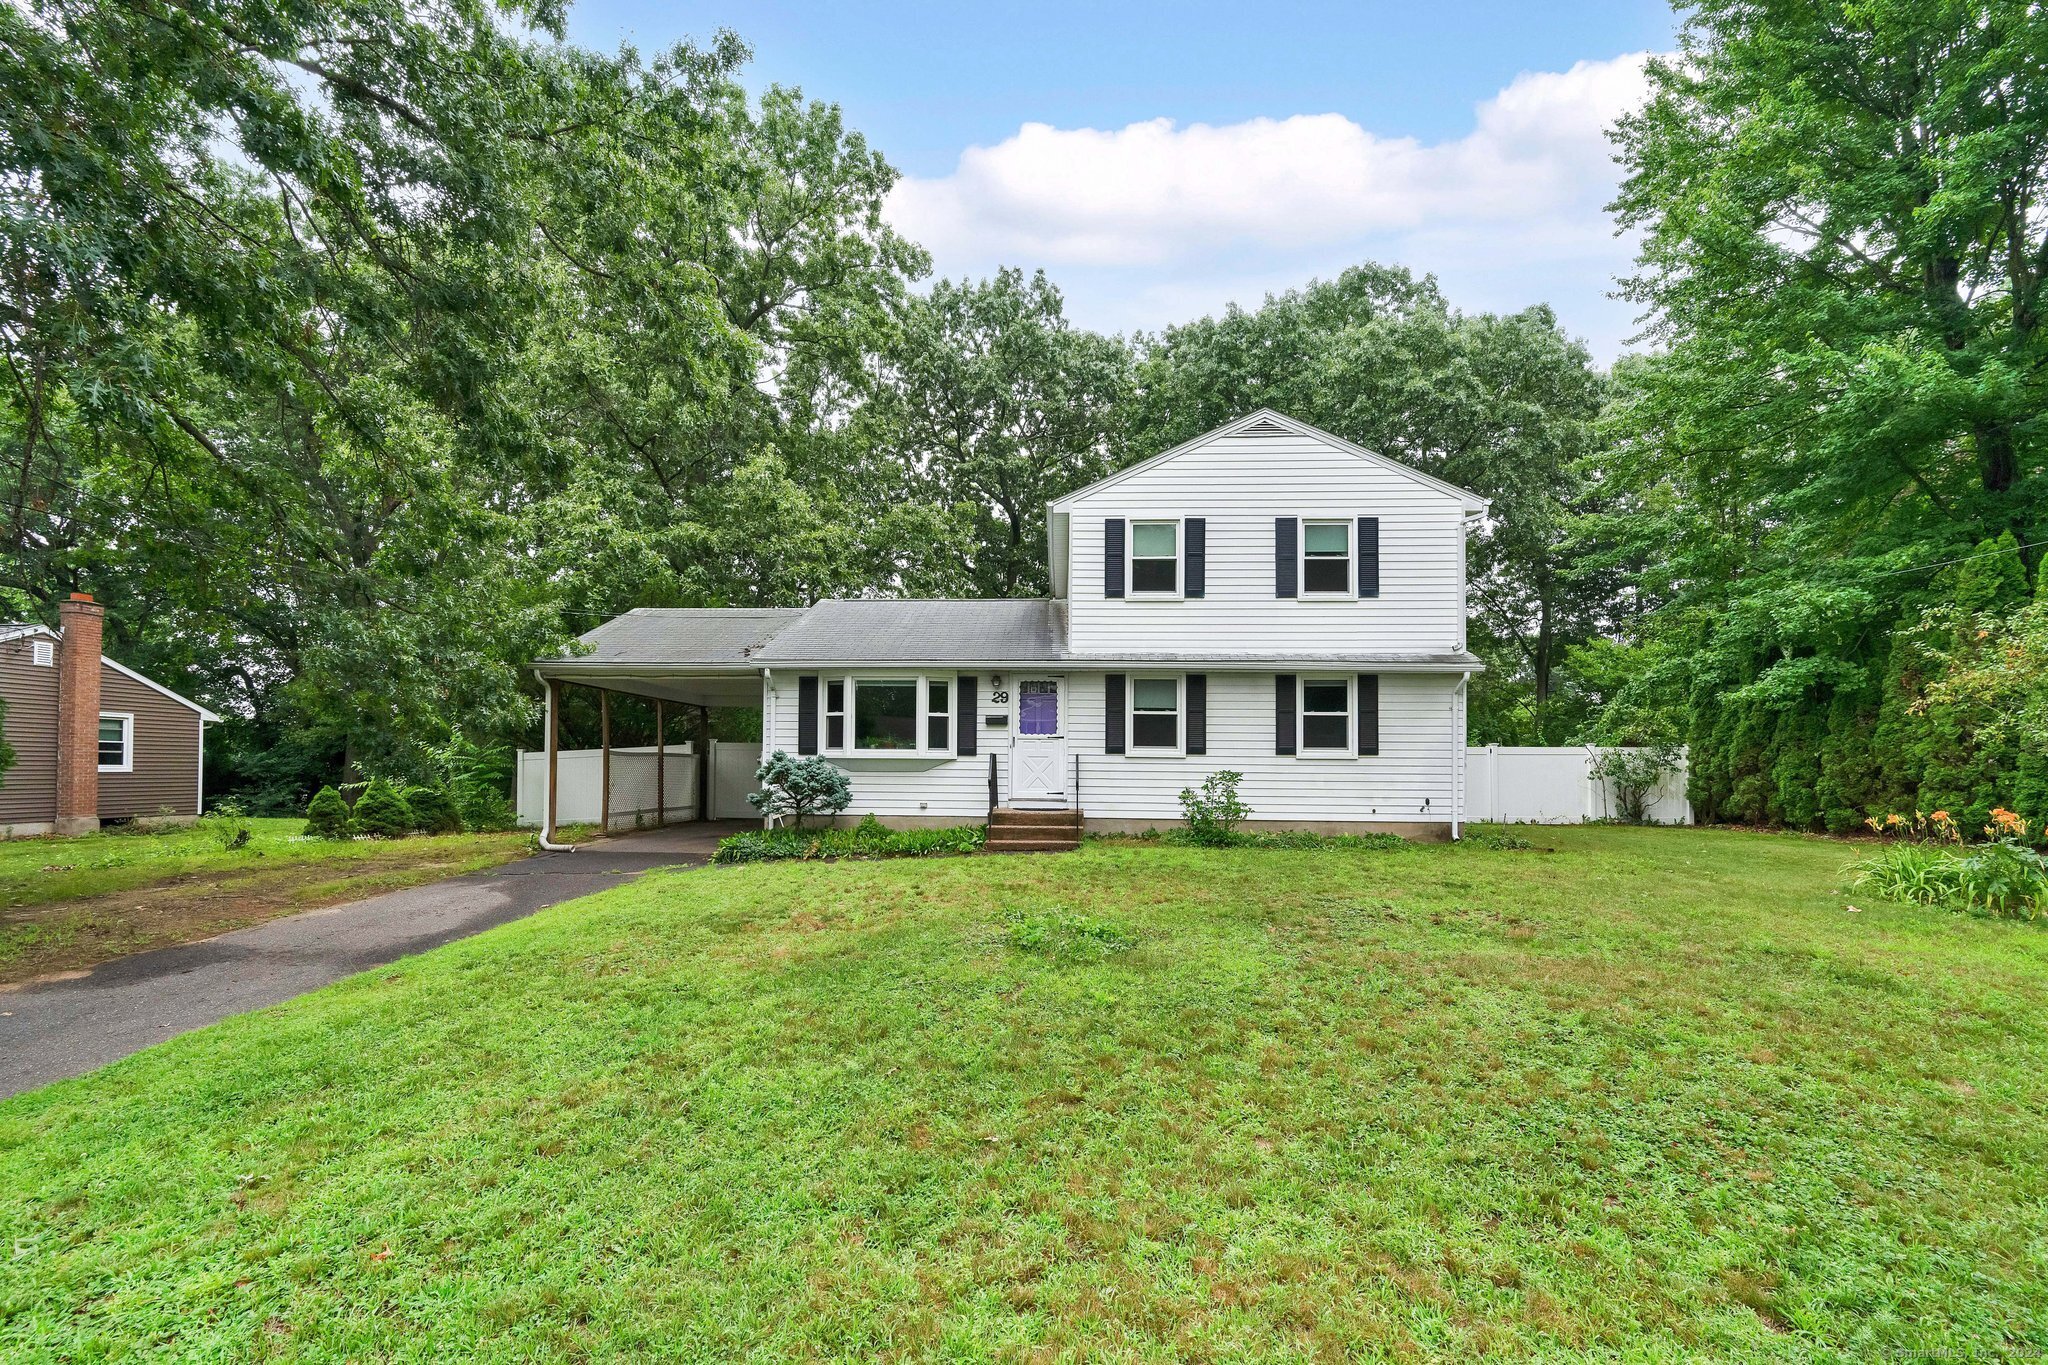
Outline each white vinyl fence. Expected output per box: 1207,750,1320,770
1466,746,1692,825
516,742,764,830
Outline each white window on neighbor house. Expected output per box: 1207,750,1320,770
1299,678,1352,754
1301,520,1353,596
1128,520,1181,596
98,712,134,773
1129,676,1183,754
30,639,53,667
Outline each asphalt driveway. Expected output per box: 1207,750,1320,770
0,822,747,1098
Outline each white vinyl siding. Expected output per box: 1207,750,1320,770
1062,430,1465,655
764,669,1457,826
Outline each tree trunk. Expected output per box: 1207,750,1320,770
1976,421,2019,494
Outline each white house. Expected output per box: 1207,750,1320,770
531,410,1488,843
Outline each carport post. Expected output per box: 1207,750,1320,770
656,698,666,827
697,703,711,821
544,677,563,845
599,688,611,833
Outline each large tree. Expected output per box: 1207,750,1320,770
861,269,1135,597
1604,0,2048,828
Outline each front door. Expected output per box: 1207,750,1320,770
1009,677,1070,807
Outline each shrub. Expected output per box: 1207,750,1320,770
1178,770,1250,846
405,785,464,835
351,778,414,839
428,732,519,832
1590,746,1682,824
713,822,985,865
303,786,353,840
747,751,853,828
200,797,251,851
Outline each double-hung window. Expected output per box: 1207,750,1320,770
1129,677,1182,753
926,679,951,750
98,712,133,772
1129,520,1180,595
1299,679,1351,753
826,680,847,750
1302,520,1353,595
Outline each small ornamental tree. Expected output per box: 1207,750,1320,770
1178,770,1251,846
304,785,353,839
747,750,852,829
351,778,414,839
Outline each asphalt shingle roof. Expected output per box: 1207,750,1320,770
752,599,1064,664
562,607,806,665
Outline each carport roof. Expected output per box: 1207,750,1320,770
548,607,806,666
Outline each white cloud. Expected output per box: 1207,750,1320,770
884,53,1658,362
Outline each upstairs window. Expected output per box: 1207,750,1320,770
98,712,133,772
1129,520,1180,595
1302,520,1353,595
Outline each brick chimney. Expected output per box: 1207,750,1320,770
54,593,104,836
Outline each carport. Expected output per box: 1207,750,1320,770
528,608,800,844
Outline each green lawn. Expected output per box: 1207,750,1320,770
0,819,536,982
3,827,2045,1360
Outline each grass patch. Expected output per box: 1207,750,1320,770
2,826,2046,1358
0,819,530,982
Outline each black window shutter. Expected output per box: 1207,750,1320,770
797,675,820,755
1104,518,1126,598
1186,673,1207,755
1185,518,1206,598
1358,516,1380,598
957,676,977,757
1105,673,1126,754
1357,674,1379,756
1275,673,1297,755
1275,517,1298,598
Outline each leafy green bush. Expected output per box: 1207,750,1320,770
1851,839,2048,920
713,820,985,865
302,786,353,840
1002,907,1138,963
404,785,464,835
350,779,414,839
428,732,519,832
1178,770,1251,846
747,751,853,828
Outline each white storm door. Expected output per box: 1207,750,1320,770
1009,677,1069,806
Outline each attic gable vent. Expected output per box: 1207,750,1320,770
30,640,52,667
1239,416,1289,436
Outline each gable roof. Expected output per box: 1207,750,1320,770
753,599,1063,664
1048,409,1491,515
2,622,221,721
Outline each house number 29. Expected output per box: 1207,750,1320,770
989,689,1009,704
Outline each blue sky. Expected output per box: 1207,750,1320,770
566,2,1678,361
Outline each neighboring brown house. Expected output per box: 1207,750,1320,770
0,594,220,837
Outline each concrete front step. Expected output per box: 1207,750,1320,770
989,807,1082,827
